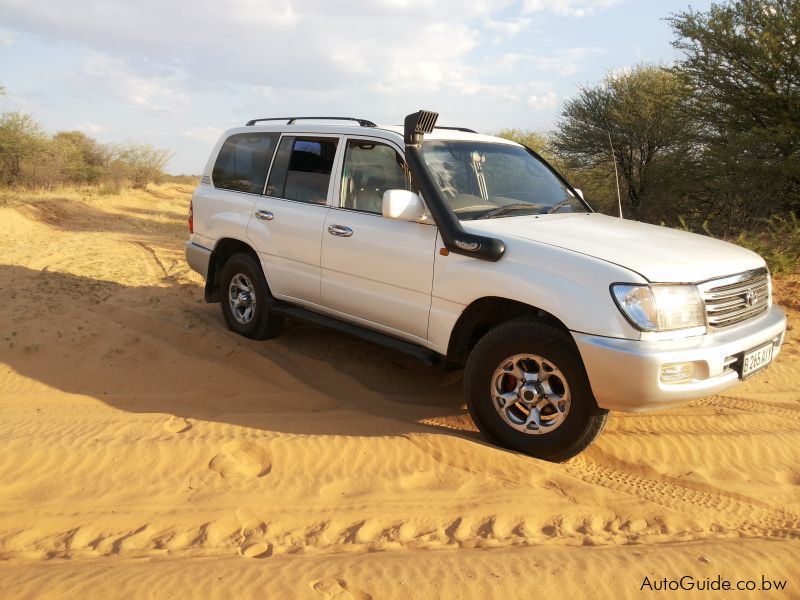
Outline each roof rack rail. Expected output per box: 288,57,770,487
434,126,478,134
245,116,377,127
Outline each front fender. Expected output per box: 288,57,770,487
428,235,643,353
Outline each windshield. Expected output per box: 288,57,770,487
421,141,589,220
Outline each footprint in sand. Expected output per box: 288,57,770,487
311,579,367,600
164,417,192,434
209,440,271,478
236,507,271,558
240,537,272,558
236,507,267,538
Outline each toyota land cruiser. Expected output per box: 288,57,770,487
185,110,786,461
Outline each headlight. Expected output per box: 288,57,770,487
611,284,705,331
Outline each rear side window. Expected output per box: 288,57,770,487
212,133,279,194
266,136,339,204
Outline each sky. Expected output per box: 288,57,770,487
0,0,714,174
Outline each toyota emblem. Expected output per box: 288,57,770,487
745,290,757,307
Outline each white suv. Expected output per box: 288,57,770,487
186,110,786,461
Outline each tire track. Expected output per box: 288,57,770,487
131,240,169,279
565,455,800,539
699,395,800,421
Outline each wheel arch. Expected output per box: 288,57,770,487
204,237,260,303
445,296,572,371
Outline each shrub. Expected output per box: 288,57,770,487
116,143,173,190
735,213,800,275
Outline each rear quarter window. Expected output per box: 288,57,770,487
212,133,279,194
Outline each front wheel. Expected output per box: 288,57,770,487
464,318,608,462
219,253,284,340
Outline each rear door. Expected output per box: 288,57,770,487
196,131,280,250
246,134,341,304
320,136,437,340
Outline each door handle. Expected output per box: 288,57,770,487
327,224,353,237
255,209,274,221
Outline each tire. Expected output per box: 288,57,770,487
219,252,284,340
464,318,608,462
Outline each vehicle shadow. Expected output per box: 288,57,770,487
0,263,480,441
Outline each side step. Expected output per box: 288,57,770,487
272,305,442,366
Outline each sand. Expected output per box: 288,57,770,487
0,184,797,599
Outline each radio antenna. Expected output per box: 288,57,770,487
607,130,623,219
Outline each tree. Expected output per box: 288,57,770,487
497,129,625,214
53,131,108,185
496,129,553,160
551,65,699,221
0,112,48,186
117,143,173,189
670,0,800,224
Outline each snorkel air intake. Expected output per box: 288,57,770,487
403,110,505,262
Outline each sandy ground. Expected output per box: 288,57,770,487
0,184,798,599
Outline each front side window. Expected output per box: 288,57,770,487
265,136,338,204
212,133,278,193
340,139,410,214
422,141,588,220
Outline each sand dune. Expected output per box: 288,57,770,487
0,185,797,598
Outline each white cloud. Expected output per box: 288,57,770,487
0,89,52,112
486,17,533,43
484,48,602,77
73,121,109,134
181,126,225,143
0,0,619,101
80,53,190,112
530,47,604,76
0,0,622,171
0,0,533,97
527,90,558,109
521,0,622,17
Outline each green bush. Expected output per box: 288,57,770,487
734,213,800,275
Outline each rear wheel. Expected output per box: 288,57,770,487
464,318,608,461
219,253,284,340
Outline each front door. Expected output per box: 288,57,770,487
320,137,437,340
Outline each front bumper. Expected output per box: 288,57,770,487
573,305,786,412
185,241,212,279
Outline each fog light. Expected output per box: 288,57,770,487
660,362,694,383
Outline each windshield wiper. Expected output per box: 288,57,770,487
543,198,581,214
476,203,542,220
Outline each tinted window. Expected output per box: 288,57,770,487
265,136,338,204
212,133,278,193
340,140,409,214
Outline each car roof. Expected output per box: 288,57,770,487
220,123,520,147
378,125,519,145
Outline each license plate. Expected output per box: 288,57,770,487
742,342,774,379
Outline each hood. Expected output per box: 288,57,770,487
464,212,765,282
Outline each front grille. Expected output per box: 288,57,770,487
699,268,770,329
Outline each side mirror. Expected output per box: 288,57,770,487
382,189,426,221
574,188,584,200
